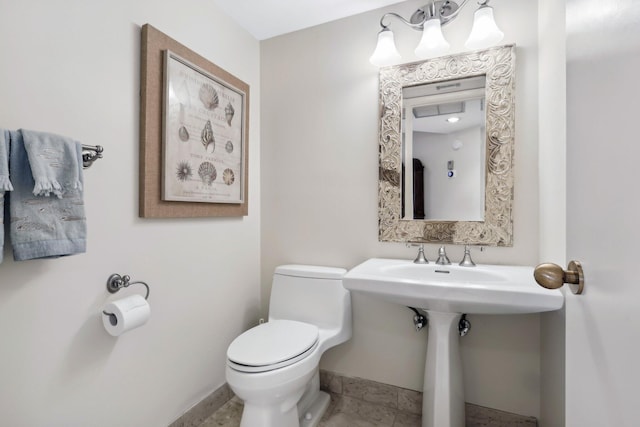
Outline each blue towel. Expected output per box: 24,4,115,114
21,129,83,198
0,130,14,264
9,130,86,261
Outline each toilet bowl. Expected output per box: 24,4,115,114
226,265,352,427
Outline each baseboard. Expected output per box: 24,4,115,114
319,369,538,427
169,383,233,427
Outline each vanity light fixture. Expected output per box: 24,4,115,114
447,116,460,123
369,0,503,67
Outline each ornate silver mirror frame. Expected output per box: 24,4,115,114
378,44,515,245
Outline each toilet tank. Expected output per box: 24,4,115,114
268,265,351,346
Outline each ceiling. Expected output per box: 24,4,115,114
212,0,408,40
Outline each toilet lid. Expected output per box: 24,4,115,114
227,320,319,372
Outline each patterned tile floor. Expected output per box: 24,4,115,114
199,393,421,427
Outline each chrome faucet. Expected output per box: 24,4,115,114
459,245,476,267
435,246,451,265
412,244,429,264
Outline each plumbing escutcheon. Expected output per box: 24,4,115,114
414,313,427,331
458,314,471,336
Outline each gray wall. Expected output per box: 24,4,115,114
261,0,544,418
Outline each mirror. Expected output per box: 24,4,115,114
402,76,486,221
378,45,515,246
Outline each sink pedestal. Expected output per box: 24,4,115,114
422,311,464,427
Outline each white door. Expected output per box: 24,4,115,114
565,1,640,425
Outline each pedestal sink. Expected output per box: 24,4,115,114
343,258,564,427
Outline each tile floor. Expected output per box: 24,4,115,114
198,394,539,427
199,393,421,427
185,371,537,427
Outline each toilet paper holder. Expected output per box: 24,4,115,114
102,273,150,317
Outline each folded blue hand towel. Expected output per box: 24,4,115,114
9,130,86,261
21,129,83,198
0,130,13,192
0,130,14,264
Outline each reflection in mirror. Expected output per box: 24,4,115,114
378,45,515,246
401,76,486,221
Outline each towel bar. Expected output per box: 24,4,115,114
81,144,103,169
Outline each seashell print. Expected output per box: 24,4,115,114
225,140,234,153
178,126,190,142
199,84,219,110
222,168,235,186
198,162,217,185
225,102,235,126
201,120,215,153
176,161,192,182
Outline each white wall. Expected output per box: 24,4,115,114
538,0,567,425
261,0,543,418
0,1,260,426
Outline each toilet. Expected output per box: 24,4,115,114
226,265,352,427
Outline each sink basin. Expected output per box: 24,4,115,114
344,258,564,427
343,258,564,314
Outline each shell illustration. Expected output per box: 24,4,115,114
178,126,189,142
201,120,215,153
199,84,219,110
225,140,234,153
225,102,235,126
198,162,217,185
222,168,235,186
176,161,192,182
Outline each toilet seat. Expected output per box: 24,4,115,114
227,320,319,373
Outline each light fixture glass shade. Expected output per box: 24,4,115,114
465,5,504,50
414,18,450,59
369,28,402,67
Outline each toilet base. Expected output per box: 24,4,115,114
238,390,330,427
299,390,330,427
239,396,299,427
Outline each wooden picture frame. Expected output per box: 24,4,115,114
139,24,249,217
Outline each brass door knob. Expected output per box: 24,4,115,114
534,261,584,295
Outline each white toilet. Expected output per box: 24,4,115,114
226,265,352,427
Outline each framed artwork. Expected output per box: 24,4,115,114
162,51,245,204
139,24,250,218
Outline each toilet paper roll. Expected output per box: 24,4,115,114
102,294,150,337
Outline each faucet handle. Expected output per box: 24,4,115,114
412,244,429,264
436,246,451,265
459,245,476,267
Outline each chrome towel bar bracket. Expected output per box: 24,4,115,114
81,144,103,169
